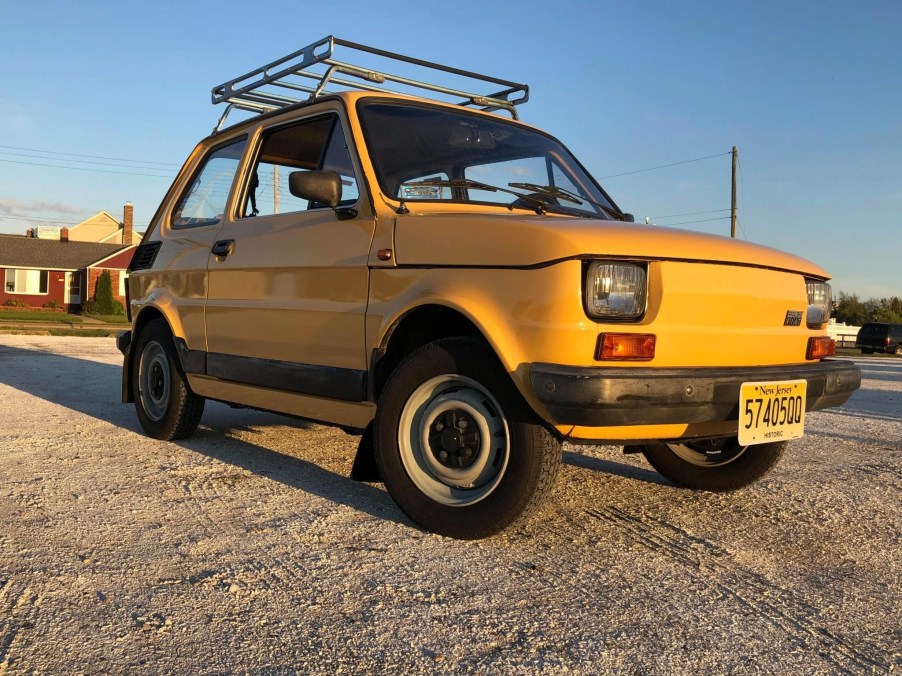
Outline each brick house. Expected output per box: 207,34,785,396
0,235,136,311
1,202,138,311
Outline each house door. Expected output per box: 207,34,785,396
65,272,82,305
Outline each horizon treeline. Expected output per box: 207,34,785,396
834,292,902,325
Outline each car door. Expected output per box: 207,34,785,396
204,108,373,402
156,136,249,352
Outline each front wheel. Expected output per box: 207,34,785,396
374,338,561,539
132,318,205,440
640,437,785,491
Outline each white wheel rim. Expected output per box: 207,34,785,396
138,340,170,422
398,374,510,506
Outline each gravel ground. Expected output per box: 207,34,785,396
0,336,899,674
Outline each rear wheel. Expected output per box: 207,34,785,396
132,319,205,440
374,338,561,539
640,437,784,491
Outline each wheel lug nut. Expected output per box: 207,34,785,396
435,423,444,431
439,451,448,460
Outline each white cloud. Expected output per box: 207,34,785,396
0,199,87,216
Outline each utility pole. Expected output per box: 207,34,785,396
730,146,738,238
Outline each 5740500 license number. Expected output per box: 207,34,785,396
738,380,807,446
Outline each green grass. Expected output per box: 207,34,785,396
82,313,130,324
0,328,118,337
0,310,83,323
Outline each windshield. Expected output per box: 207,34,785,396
358,101,620,219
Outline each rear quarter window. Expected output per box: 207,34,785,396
171,137,248,229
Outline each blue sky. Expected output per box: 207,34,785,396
1,1,899,297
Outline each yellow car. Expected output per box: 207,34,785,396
118,37,860,539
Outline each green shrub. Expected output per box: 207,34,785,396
82,299,97,314
3,298,27,308
95,271,116,315
42,299,62,309
112,300,125,315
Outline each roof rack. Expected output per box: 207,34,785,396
211,36,529,132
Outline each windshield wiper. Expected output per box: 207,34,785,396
508,182,623,221
403,178,558,216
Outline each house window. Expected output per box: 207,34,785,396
118,272,127,297
4,269,49,295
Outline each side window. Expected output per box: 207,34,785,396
243,115,359,218
171,137,247,229
321,122,360,206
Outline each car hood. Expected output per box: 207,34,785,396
392,212,830,278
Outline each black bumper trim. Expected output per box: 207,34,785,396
530,359,861,427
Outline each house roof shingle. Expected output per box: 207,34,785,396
0,234,132,271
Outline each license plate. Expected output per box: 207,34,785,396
738,380,807,446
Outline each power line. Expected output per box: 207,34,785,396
657,216,731,227
737,154,748,240
599,151,732,179
0,144,180,167
0,158,173,178
0,214,88,225
0,150,177,172
652,208,730,220
0,214,150,226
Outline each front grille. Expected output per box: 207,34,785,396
129,242,162,271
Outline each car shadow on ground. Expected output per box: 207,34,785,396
562,450,668,485
0,343,410,528
0,342,668,523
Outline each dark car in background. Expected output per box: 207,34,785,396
856,322,902,355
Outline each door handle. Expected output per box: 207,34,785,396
211,239,235,257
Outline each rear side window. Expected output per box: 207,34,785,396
859,324,888,339
171,137,247,229
242,115,359,218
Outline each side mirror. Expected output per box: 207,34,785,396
621,212,635,223
288,170,341,208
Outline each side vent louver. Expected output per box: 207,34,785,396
129,242,162,271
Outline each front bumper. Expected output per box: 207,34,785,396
530,359,861,427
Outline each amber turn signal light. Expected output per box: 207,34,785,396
806,336,835,360
595,333,656,361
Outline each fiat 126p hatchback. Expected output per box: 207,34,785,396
118,37,860,538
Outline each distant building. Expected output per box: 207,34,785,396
26,201,141,244
1,203,137,311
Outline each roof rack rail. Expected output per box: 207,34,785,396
211,36,529,132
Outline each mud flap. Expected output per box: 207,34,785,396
350,423,382,483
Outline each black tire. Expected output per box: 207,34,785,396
640,437,785,492
374,337,561,539
132,318,205,440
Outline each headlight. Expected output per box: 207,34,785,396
586,262,647,320
806,280,832,329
